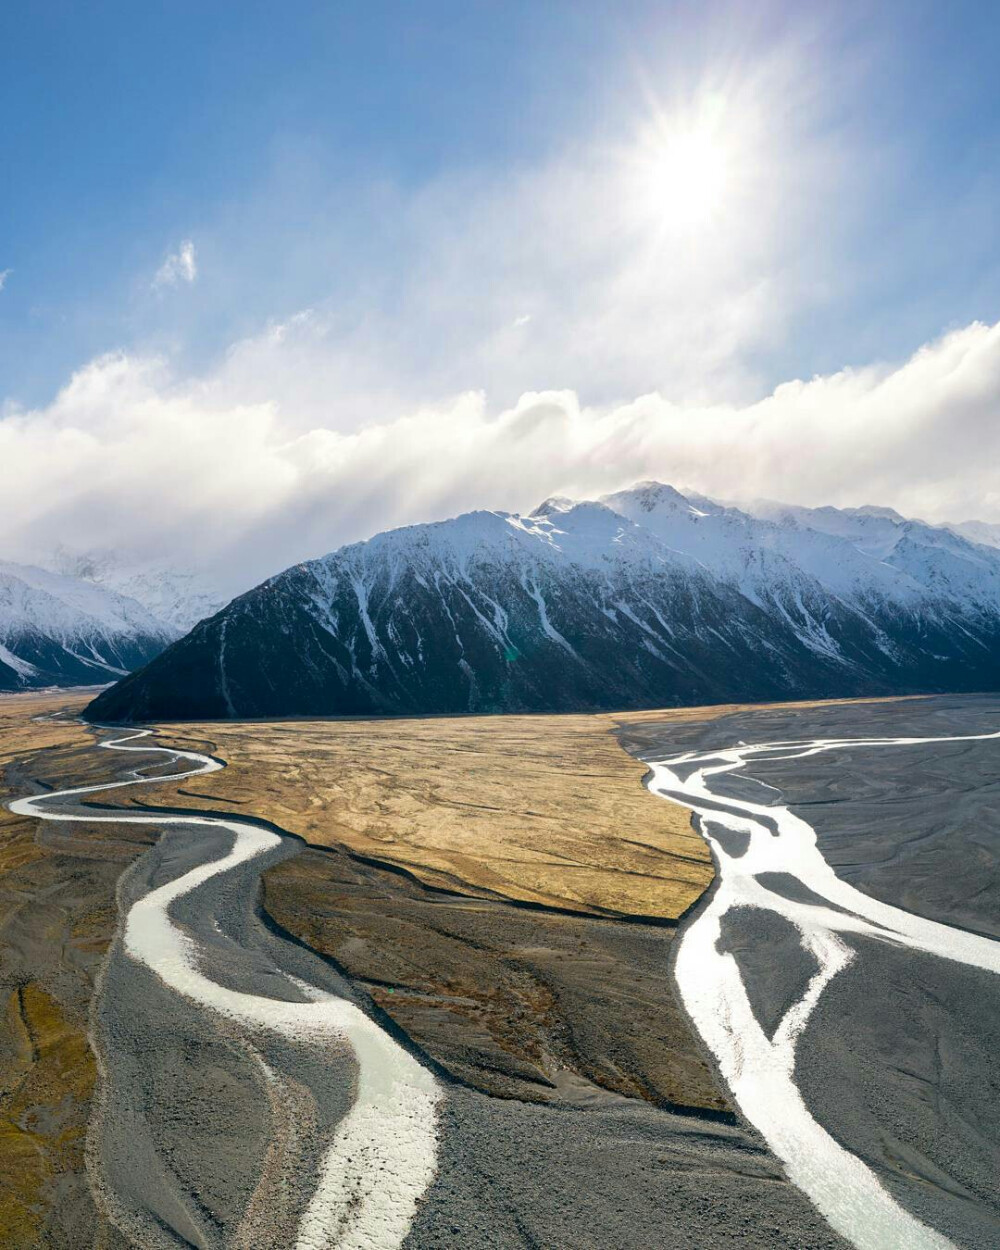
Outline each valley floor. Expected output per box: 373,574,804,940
625,695,1000,1249
0,692,738,1243
2,690,994,1247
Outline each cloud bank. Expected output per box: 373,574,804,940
2,317,999,593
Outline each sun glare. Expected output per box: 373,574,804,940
628,95,741,235
644,131,729,227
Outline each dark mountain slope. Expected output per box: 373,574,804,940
86,490,1000,722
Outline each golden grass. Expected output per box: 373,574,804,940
0,689,920,1129
0,982,95,1246
1,690,921,928
0,689,94,758
137,712,714,920
0,691,99,892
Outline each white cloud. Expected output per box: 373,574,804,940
0,269,11,291
3,319,1000,594
152,239,197,290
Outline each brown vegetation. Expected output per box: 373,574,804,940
0,690,920,1233
133,712,714,921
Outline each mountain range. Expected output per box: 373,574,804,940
48,548,226,633
0,561,174,690
0,550,227,692
86,482,1000,722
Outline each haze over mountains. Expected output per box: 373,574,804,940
88,482,1000,722
48,548,225,633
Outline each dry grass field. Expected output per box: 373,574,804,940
129,696,908,922
0,689,92,766
113,697,912,1111
133,712,713,920
118,706,731,1109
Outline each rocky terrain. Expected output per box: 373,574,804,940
626,695,1000,1249
7,701,850,1249
5,690,997,1247
78,708,719,1108
0,691,152,1246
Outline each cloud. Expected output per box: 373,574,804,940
152,239,197,290
3,319,1000,594
0,269,10,291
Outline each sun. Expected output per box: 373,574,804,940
627,98,738,235
643,130,729,227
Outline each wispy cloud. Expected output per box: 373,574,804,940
0,269,11,292
132,30,850,423
152,239,197,290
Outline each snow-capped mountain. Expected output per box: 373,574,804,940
88,482,1000,722
0,561,175,691
48,548,226,633
739,495,1000,609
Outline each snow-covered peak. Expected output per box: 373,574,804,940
47,547,226,633
531,494,579,517
514,500,694,572
0,560,170,642
0,559,175,689
847,505,907,523
948,519,1000,550
600,482,798,598
722,495,1000,611
742,499,922,567
312,502,682,589
602,481,699,517
297,481,1000,618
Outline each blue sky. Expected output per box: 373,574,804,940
1,0,641,399
3,1,1000,580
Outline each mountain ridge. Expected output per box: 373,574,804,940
87,482,1000,722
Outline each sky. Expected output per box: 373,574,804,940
3,0,1000,591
